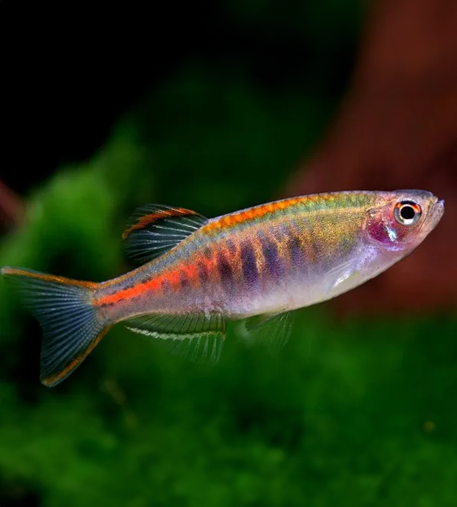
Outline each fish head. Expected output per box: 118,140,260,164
363,190,444,252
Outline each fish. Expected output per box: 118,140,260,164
1,189,444,387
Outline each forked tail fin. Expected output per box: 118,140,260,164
1,267,109,387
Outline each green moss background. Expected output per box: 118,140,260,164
1,2,457,506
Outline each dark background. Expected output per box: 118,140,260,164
2,2,457,506
0,2,360,193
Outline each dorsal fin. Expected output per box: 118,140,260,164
123,204,208,265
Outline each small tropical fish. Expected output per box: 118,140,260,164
1,190,444,387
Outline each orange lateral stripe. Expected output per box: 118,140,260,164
96,259,202,307
202,197,301,234
97,278,161,306
183,263,198,281
122,207,198,240
96,265,188,306
1,267,97,289
42,327,111,387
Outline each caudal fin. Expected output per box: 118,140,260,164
1,267,109,387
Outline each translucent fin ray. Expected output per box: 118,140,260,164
323,257,361,299
122,204,208,265
239,311,294,353
124,312,226,365
1,267,107,387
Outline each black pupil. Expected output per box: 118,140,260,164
400,205,415,220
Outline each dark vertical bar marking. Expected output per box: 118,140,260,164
258,232,283,279
226,239,236,256
204,246,213,260
216,250,234,290
179,270,190,290
240,241,259,285
288,234,303,267
308,222,324,266
161,279,173,295
197,262,209,286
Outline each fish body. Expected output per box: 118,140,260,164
1,190,444,386
96,190,441,319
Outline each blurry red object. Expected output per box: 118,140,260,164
288,0,457,316
0,180,23,232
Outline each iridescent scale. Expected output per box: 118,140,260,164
96,191,380,320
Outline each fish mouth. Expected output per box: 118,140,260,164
433,196,445,213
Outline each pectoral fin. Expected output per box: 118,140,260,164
323,258,361,299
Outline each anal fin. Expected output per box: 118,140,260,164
124,312,226,365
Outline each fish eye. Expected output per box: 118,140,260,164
394,200,422,226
